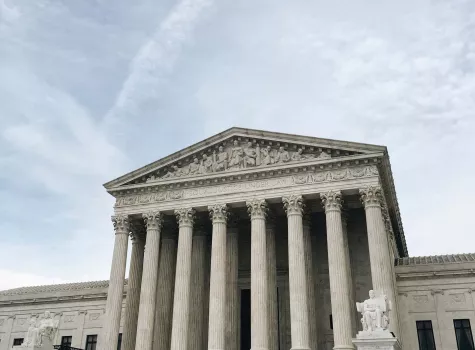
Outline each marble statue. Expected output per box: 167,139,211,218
22,318,40,347
21,311,59,348
317,150,331,160
214,146,228,172
188,157,201,175
353,290,399,349
243,142,257,168
201,154,214,174
228,140,244,169
356,290,391,333
260,145,272,165
275,146,290,163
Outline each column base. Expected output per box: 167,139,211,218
333,346,355,350
290,347,310,350
251,348,270,350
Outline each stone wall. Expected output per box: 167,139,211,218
396,260,475,350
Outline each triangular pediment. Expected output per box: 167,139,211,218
104,127,386,190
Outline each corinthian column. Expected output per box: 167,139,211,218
303,214,318,350
226,215,239,350
122,225,145,350
360,186,400,336
170,208,195,350
153,229,177,350
189,223,208,350
247,199,269,350
208,204,228,350
135,212,163,350
320,191,353,350
266,215,278,350
100,215,130,350
282,195,310,350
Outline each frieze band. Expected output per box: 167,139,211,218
115,165,379,208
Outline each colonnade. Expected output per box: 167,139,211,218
98,185,398,350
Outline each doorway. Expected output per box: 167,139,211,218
240,289,251,350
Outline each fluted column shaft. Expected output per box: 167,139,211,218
321,191,353,350
100,215,130,350
266,218,279,350
226,217,239,350
303,216,318,350
247,199,269,350
360,186,400,336
341,215,357,336
153,232,177,350
122,233,145,350
189,229,208,350
170,208,195,350
135,212,163,350
283,195,310,350
207,204,229,350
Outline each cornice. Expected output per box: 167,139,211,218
110,153,383,198
396,269,475,280
0,293,109,306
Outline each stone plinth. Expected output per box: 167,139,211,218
352,331,400,350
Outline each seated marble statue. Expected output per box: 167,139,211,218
356,290,391,333
38,311,59,346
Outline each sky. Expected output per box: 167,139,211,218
0,0,474,291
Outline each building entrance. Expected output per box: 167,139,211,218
240,289,251,350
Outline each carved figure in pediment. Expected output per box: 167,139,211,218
260,145,273,165
291,148,304,161
275,146,290,163
146,174,157,182
228,140,244,169
188,157,201,175
201,154,214,174
214,146,228,172
161,165,179,179
317,151,331,160
243,141,257,168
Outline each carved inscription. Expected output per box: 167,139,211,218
115,165,378,207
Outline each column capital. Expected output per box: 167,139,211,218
112,215,130,235
142,211,163,230
320,190,343,212
246,198,268,219
208,204,229,224
359,185,383,208
175,208,195,227
282,194,304,216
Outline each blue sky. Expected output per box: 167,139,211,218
0,0,474,290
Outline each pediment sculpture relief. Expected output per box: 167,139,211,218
146,140,332,183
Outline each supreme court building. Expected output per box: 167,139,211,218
1,128,475,350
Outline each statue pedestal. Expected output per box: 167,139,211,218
352,330,401,350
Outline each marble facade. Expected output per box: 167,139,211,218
1,128,474,350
